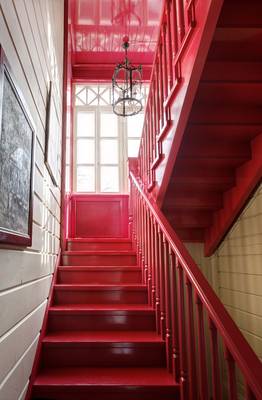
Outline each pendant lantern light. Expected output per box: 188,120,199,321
112,36,143,117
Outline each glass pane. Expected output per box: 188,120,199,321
77,166,95,192
87,87,99,105
127,113,144,137
75,86,87,105
77,112,95,137
66,138,70,164
128,139,140,157
100,139,118,164
100,113,118,137
77,139,95,164
100,166,119,192
65,165,70,192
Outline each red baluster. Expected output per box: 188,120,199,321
158,48,164,129
209,318,222,400
196,295,208,400
176,0,185,44
142,202,148,284
162,23,168,101
155,62,161,137
166,0,174,90
171,0,179,80
139,197,143,271
245,384,256,400
150,215,156,307
177,258,188,399
154,221,161,334
169,249,180,382
158,227,166,339
146,211,152,305
163,236,172,371
224,347,238,400
185,277,198,399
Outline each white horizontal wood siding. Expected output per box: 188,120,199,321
0,0,64,398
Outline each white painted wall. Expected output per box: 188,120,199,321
0,0,64,398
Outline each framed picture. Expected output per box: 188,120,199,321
45,81,60,186
0,45,35,246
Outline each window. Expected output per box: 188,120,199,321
72,83,148,193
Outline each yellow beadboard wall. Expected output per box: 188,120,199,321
185,184,262,398
216,183,262,361
0,1,64,399
186,182,262,364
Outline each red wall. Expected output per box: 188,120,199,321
69,194,129,238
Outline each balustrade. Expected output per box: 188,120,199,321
138,0,196,190
129,170,262,400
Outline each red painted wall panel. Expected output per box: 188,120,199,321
70,194,129,238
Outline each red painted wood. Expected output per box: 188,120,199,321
185,278,198,399
205,133,262,255
69,0,164,81
42,340,166,368
48,306,156,332
196,296,208,399
224,347,238,400
67,238,133,251
53,284,148,305
57,266,142,285
176,261,188,400
33,367,179,400
62,250,137,266
70,194,129,238
209,319,222,400
60,0,72,251
129,171,262,399
169,249,180,383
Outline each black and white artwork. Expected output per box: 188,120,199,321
45,81,60,186
0,47,34,246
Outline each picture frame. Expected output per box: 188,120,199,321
0,45,35,246
45,81,60,187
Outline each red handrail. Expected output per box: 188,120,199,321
129,170,262,399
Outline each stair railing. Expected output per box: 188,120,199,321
129,170,262,400
138,0,196,191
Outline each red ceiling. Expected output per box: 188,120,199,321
70,0,164,80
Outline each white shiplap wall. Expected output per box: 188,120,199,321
0,0,64,399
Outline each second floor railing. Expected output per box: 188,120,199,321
129,170,262,400
138,0,196,191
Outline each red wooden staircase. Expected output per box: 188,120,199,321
163,0,262,255
28,238,179,400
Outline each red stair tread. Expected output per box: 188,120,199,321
34,367,176,386
63,250,136,255
58,266,141,271
67,238,132,242
49,304,154,311
43,330,162,343
54,284,146,290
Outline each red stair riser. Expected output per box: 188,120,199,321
47,310,156,331
41,343,166,368
67,242,133,251
62,254,137,266
53,287,148,305
57,269,142,284
32,386,179,400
